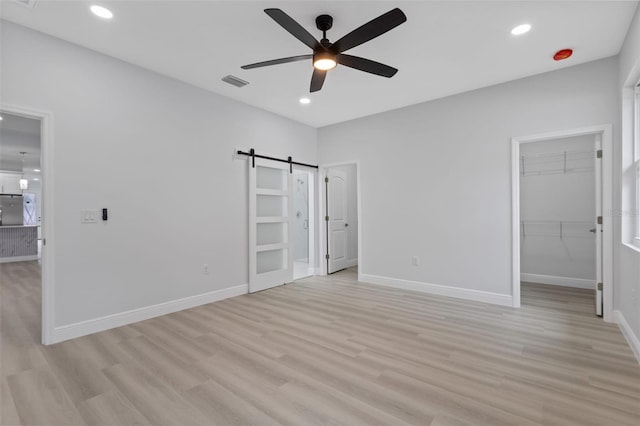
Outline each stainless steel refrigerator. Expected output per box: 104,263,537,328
0,194,23,226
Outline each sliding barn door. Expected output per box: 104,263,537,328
249,158,293,292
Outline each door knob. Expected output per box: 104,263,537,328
345,223,349,227
589,228,596,233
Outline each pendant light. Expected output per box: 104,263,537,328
19,152,28,190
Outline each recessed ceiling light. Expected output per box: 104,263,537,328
33,178,39,181
0,116,3,120
90,5,113,19
299,97,311,105
511,24,531,36
33,169,40,172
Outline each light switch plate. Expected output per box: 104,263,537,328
81,210,98,223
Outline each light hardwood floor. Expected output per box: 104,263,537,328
1,261,639,425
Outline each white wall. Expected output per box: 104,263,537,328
617,4,640,361
329,164,358,265
318,57,618,302
519,136,596,286
1,21,317,330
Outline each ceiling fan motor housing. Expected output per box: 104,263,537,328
315,14,333,32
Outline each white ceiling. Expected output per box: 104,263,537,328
1,1,637,128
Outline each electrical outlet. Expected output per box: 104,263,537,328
412,256,419,266
202,264,209,275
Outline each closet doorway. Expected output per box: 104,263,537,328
512,125,613,320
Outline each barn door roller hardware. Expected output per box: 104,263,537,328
237,149,318,173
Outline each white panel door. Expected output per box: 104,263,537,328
249,158,293,293
327,168,348,273
594,135,603,316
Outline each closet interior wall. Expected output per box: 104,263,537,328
520,135,597,288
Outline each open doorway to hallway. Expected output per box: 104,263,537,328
0,106,53,344
0,112,42,261
0,111,44,347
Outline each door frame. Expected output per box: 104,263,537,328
319,161,362,278
511,124,613,322
1,103,56,343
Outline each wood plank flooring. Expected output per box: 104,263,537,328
2,261,639,425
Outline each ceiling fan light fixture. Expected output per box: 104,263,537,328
313,52,337,71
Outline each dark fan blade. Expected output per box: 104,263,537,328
337,54,398,77
265,8,320,50
310,69,326,92
332,8,407,53
242,54,312,70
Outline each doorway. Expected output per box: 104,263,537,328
512,125,613,321
293,169,315,280
322,162,359,275
247,157,317,291
519,135,599,314
0,105,53,344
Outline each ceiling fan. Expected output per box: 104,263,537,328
241,8,407,92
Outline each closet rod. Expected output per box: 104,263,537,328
237,149,318,173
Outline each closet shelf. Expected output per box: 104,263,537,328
520,149,595,176
520,220,595,238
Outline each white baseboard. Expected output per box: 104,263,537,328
613,310,640,365
0,255,38,263
359,273,513,307
346,258,358,268
51,284,248,344
520,273,595,290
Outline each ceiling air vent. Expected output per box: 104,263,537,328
222,75,249,88
11,0,38,8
